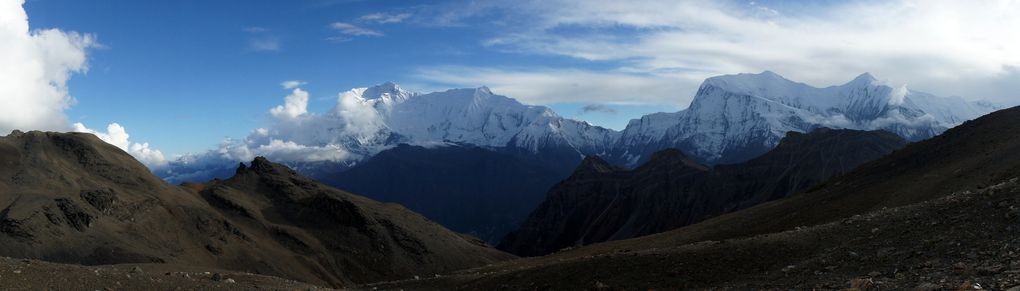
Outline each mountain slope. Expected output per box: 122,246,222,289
317,144,569,243
499,128,905,256
610,71,996,166
375,107,1020,291
0,130,511,288
375,177,1020,290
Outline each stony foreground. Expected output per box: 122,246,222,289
0,257,334,290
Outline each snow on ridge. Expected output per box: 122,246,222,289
611,71,999,166
162,73,998,181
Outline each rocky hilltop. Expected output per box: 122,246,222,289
0,130,511,288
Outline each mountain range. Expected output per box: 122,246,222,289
374,104,1020,290
156,71,998,245
608,71,997,166
499,128,907,256
0,75,1015,290
163,71,996,181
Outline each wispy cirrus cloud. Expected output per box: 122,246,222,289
330,22,383,36
243,26,280,52
414,66,692,106
411,0,1020,106
280,80,307,89
360,12,412,24
242,26,267,33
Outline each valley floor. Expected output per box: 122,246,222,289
0,257,334,290
365,177,1020,290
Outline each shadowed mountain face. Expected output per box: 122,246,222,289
317,143,572,244
0,131,511,288
377,106,1020,290
499,128,906,256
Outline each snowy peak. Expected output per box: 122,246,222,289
700,71,802,94
847,72,878,85
477,86,493,96
611,71,998,166
360,82,415,101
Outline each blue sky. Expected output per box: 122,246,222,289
22,0,672,156
13,0,1020,158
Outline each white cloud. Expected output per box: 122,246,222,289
0,1,167,169
336,88,387,139
281,80,307,89
243,26,280,52
72,123,168,168
325,36,352,43
166,85,390,176
888,85,909,106
0,0,94,133
360,12,412,24
417,0,1020,106
414,66,693,106
255,139,349,162
270,88,309,120
330,22,383,36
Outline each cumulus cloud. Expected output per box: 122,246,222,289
330,22,383,36
72,123,168,168
413,0,1020,106
336,89,386,139
0,0,94,133
255,139,349,162
211,136,350,163
0,1,167,169
360,12,412,24
270,88,309,120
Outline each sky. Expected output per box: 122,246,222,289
4,0,1020,164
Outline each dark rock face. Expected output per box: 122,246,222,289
79,189,117,213
318,143,570,243
499,128,906,256
0,131,512,288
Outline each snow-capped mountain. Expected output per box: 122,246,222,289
609,71,999,166
385,86,618,155
254,82,618,160
161,72,997,184
160,83,618,183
